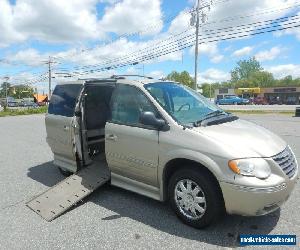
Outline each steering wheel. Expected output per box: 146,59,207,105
177,103,190,112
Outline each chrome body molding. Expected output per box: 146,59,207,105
229,182,287,193
106,151,155,169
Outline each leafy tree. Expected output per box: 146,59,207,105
12,85,35,99
0,83,34,99
0,82,12,98
166,70,195,88
231,57,263,82
247,71,274,87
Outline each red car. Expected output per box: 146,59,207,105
253,96,268,105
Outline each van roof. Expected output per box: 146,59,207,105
56,75,166,87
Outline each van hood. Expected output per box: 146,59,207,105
192,118,286,158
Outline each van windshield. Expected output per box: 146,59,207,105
145,82,227,127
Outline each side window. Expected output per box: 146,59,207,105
48,84,82,117
111,85,158,127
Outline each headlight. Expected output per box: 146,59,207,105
228,158,271,179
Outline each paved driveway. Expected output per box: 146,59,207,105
0,114,299,249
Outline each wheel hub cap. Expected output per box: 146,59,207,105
174,179,206,220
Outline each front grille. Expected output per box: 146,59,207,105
272,147,298,179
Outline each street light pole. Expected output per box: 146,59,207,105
194,0,200,91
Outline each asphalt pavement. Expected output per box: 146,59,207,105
0,114,299,250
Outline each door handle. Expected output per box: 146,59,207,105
63,125,70,131
106,134,118,141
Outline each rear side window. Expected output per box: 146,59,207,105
48,84,82,117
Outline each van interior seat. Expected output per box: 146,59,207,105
85,86,114,142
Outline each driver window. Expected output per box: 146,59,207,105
111,85,158,127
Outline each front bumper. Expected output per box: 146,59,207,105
219,174,298,216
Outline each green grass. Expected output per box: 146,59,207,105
0,106,47,117
225,110,295,115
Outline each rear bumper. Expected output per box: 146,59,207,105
220,175,297,216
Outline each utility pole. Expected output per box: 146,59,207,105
142,64,145,76
194,0,200,91
191,0,213,91
4,76,9,109
43,56,56,101
48,56,52,100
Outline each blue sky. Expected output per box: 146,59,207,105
1,0,300,92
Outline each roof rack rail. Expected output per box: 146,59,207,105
110,74,154,80
78,78,117,82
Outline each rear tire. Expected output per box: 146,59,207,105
168,167,224,228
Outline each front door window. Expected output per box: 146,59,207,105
110,84,158,127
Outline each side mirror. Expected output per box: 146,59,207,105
140,111,168,131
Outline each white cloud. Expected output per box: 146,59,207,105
211,54,224,63
13,0,105,44
100,0,163,36
0,0,24,46
167,9,191,35
274,11,300,40
0,0,163,46
201,0,299,42
148,70,164,79
198,43,218,55
125,66,138,75
0,0,107,47
8,48,47,66
255,46,282,62
198,68,230,83
189,42,224,63
100,0,120,4
2,0,300,76
232,46,253,57
266,64,300,79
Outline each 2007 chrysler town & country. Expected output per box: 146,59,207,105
45,76,298,228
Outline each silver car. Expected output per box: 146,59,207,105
45,76,298,228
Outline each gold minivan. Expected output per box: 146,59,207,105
45,76,298,228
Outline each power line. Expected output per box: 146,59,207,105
68,17,300,76
67,14,300,76
63,2,300,73
20,2,300,82
53,0,229,65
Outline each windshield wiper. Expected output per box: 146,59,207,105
193,110,228,127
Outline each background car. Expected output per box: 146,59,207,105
285,96,297,105
7,101,18,107
253,96,268,105
268,97,283,105
21,101,39,108
216,95,249,105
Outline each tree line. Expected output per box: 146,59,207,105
166,57,300,97
0,83,35,99
1,57,298,99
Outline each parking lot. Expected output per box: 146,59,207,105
0,114,299,249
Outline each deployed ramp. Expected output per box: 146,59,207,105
26,161,110,221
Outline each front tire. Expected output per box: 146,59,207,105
58,166,73,177
168,167,224,228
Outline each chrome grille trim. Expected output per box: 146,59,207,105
272,147,297,179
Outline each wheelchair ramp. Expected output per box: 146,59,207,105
26,161,110,221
